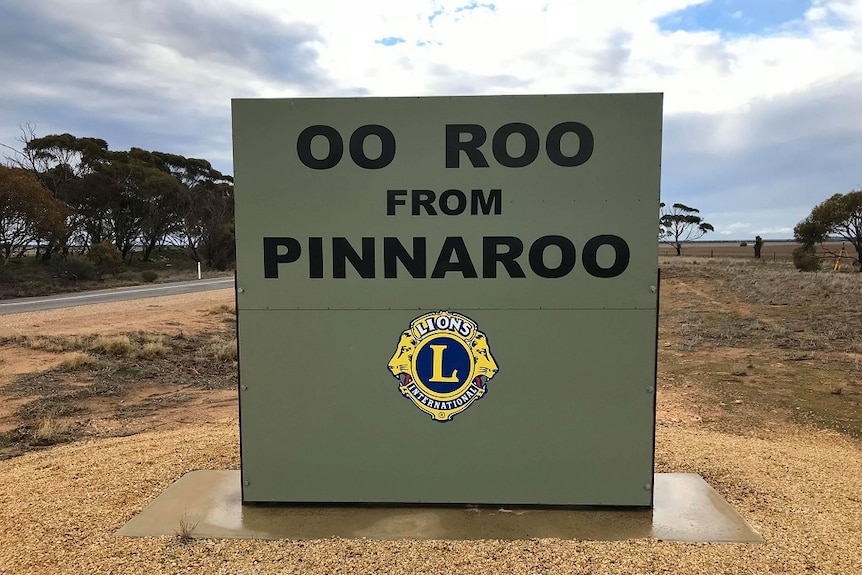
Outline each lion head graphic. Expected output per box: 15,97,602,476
387,330,416,385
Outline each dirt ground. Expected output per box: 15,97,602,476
1,259,861,574
0,291,238,456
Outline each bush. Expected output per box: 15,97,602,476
87,241,123,273
141,270,158,283
792,245,821,272
55,256,97,281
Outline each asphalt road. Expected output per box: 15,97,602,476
0,277,235,315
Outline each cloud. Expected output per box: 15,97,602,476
716,222,751,235
662,74,862,226
754,227,794,235
0,1,362,172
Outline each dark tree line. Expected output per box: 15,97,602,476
0,127,235,270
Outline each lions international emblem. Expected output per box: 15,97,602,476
387,311,498,422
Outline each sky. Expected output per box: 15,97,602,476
1,0,861,240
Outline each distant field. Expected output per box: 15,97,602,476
660,241,850,263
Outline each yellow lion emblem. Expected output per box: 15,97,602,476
388,311,498,422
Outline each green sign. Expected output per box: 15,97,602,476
233,94,662,505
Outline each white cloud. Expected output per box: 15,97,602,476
218,0,862,117
754,227,794,235
717,222,751,235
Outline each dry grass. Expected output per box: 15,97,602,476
57,352,101,371
138,341,168,359
31,416,72,444
5,334,88,353
198,336,237,361
660,257,862,438
662,257,862,351
89,335,134,356
175,515,200,544
205,304,235,315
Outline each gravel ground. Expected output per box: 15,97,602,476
1,419,860,574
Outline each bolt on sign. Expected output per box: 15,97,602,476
232,94,662,506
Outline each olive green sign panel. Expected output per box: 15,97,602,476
232,94,662,506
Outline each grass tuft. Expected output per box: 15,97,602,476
32,417,72,444
138,341,168,358
57,352,101,371
199,336,237,361
205,304,235,315
175,515,199,544
89,335,134,356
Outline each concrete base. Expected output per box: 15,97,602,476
117,471,761,542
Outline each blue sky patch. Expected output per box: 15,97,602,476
657,0,812,36
375,36,405,46
428,2,496,25
454,1,497,13
428,8,444,24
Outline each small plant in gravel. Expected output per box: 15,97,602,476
175,516,199,544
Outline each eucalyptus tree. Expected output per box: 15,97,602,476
660,202,715,256
794,190,862,271
0,165,68,264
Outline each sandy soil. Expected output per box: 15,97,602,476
0,290,237,449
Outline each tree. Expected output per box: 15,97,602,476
123,149,185,261
794,190,862,271
5,127,110,258
0,165,69,265
150,151,234,266
181,181,235,269
660,202,715,256
3,126,236,268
